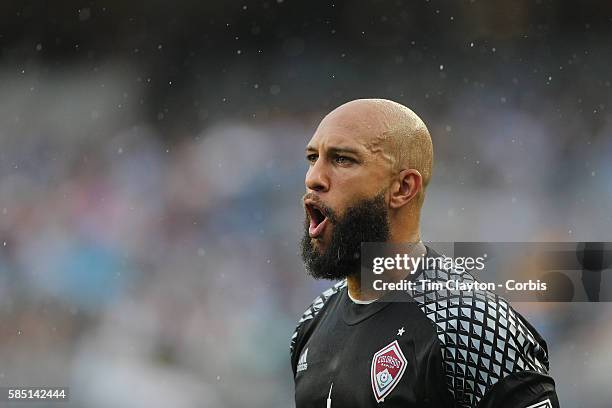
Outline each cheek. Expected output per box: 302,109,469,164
333,170,384,198
326,166,387,211
326,189,362,220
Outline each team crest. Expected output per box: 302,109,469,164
525,399,552,408
370,340,407,402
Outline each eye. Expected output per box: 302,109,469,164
306,153,318,163
334,155,354,165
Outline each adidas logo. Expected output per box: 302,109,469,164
297,348,308,372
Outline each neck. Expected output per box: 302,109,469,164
347,237,425,302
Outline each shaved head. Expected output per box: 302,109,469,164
325,98,433,189
302,98,432,267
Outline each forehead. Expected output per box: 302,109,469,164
307,108,388,152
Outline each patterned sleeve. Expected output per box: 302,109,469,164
410,268,557,408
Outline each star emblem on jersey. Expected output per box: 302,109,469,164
370,340,407,402
397,327,405,336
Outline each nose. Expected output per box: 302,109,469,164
305,157,330,193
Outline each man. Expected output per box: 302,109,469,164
290,99,559,407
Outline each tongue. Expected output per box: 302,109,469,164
309,216,328,238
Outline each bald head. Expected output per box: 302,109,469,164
304,98,432,249
322,98,433,189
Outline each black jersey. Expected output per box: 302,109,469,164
290,247,559,408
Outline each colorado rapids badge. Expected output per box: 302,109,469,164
370,340,407,402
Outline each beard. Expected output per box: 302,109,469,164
300,191,390,280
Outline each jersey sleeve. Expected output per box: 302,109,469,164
476,371,559,408
290,280,347,375
410,267,559,408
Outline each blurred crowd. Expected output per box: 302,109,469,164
0,60,610,407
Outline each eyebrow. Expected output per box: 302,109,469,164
305,145,362,156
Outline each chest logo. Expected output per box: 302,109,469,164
297,348,308,372
370,340,407,402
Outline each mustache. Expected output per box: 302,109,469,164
302,193,338,223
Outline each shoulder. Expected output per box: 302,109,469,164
410,267,550,408
290,279,347,354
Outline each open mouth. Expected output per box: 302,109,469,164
305,202,330,238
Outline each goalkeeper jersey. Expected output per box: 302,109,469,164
290,247,559,408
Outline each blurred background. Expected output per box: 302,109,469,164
0,0,611,406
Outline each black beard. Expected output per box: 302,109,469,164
300,192,390,280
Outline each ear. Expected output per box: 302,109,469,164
389,169,422,209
